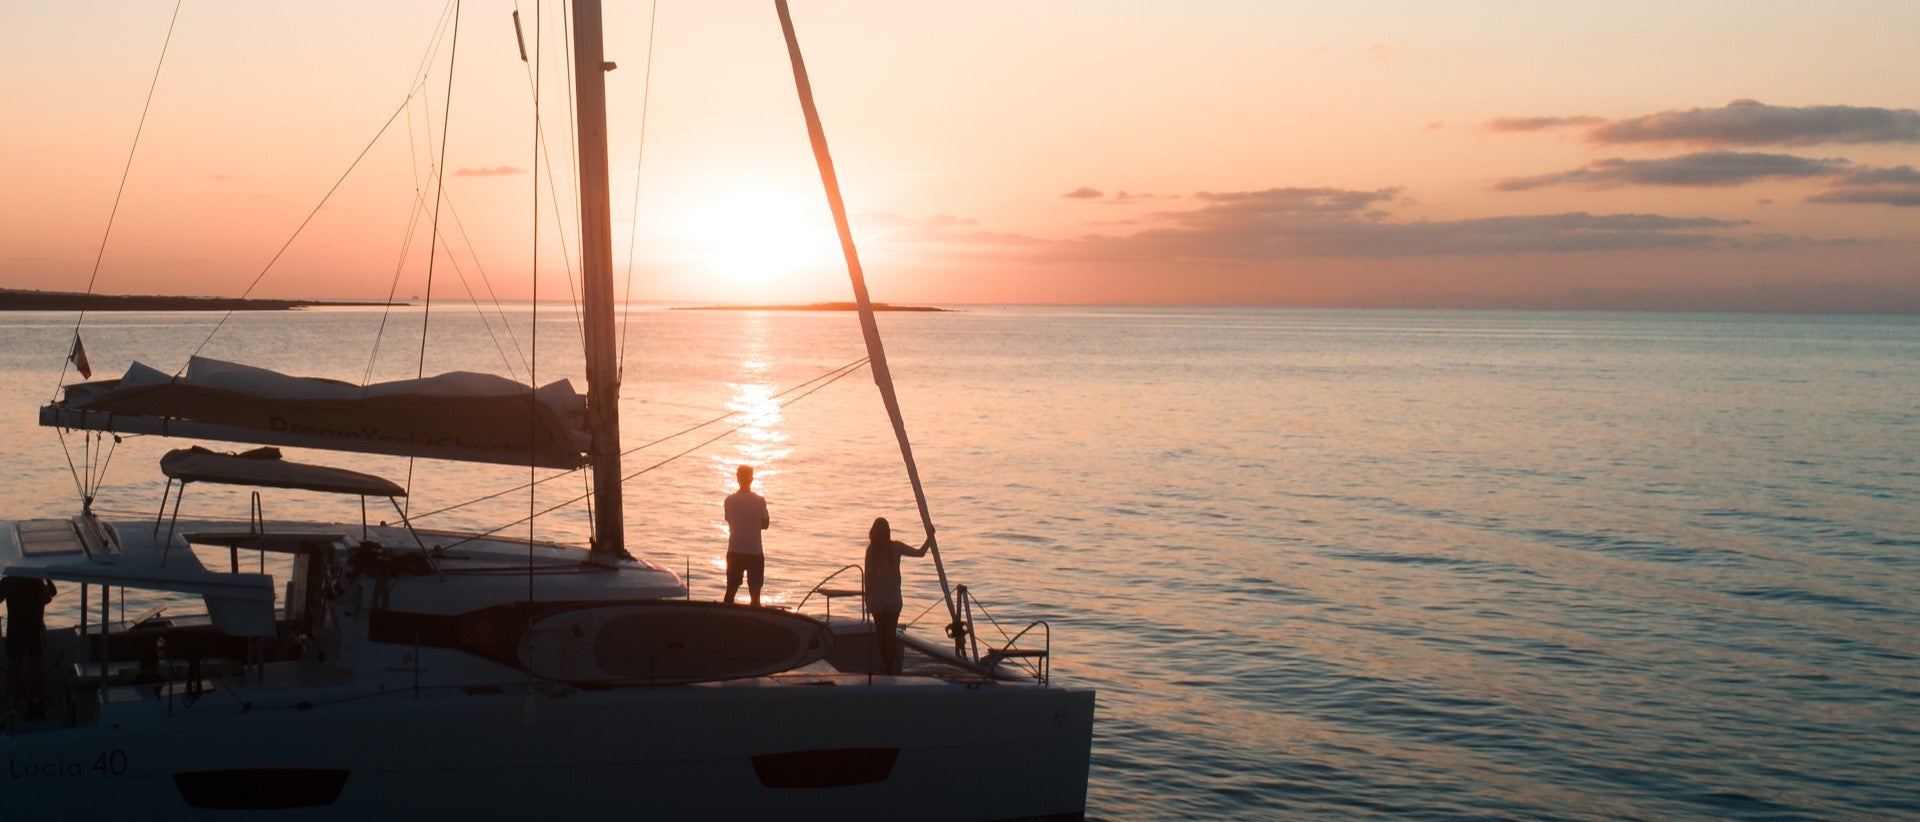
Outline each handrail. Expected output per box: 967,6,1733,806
793,564,864,619
983,620,1051,685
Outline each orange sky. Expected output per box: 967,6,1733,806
2,1,1917,311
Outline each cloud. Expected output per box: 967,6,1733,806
860,211,1039,245
1188,187,1400,218
1495,151,1849,190
1836,165,1920,185
1808,165,1920,206
454,166,526,177
1484,115,1605,132
1587,99,1920,147
1050,187,1757,260
1063,187,1182,205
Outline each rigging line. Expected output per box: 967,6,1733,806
91,434,124,503
389,73,532,377
54,0,184,399
901,597,944,630
512,1,586,344
86,432,102,498
400,0,465,519
528,0,542,596
617,0,660,381
185,94,426,366
562,0,588,355
56,432,86,508
364,101,430,385
367,3,460,384
397,184,528,381
418,0,463,382
409,2,462,97
614,357,876,486
362,164,432,385
409,356,870,523
433,190,530,377
606,355,870,460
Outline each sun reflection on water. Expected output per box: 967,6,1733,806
707,316,793,588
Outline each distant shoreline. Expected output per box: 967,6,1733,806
673,302,949,312
0,289,394,312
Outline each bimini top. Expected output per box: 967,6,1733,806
41,356,590,469
161,446,407,497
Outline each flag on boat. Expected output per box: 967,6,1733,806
69,333,91,379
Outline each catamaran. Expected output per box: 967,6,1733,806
0,2,1094,817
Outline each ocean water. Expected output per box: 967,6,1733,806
2,306,1917,819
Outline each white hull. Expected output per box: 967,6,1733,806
5,676,1092,819
2,516,1092,820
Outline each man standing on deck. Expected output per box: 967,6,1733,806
723,465,771,607
2,574,57,718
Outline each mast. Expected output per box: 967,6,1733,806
573,0,630,564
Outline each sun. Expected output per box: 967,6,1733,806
680,190,831,287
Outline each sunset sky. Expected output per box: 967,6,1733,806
3,1,1916,311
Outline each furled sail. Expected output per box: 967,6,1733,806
40,356,590,469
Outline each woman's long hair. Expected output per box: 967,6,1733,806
866,517,892,572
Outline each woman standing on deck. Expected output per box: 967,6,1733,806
864,517,930,675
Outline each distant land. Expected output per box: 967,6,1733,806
673,302,948,312
0,289,392,311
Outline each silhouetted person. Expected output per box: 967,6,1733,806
3,574,57,717
863,517,929,675
723,465,770,607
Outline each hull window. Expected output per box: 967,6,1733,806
751,747,899,789
173,768,350,809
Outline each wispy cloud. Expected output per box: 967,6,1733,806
1495,151,1848,190
1591,100,1920,147
1063,187,1179,205
1484,115,1605,132
859,211,1040,245
1049,187,1758,260
454,166,526,177
1808,165,1920,206
1492,100,1920,147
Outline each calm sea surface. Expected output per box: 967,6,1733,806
2,306,1917,819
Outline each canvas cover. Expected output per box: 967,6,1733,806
160,446,407,497
42,357,591,469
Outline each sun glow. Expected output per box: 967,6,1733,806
679,190,832,288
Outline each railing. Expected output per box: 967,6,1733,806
948,585,1052,685
800,571,1057,685
981,620,1051,685
793,564,865,622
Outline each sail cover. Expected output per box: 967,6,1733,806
41,357,590,469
